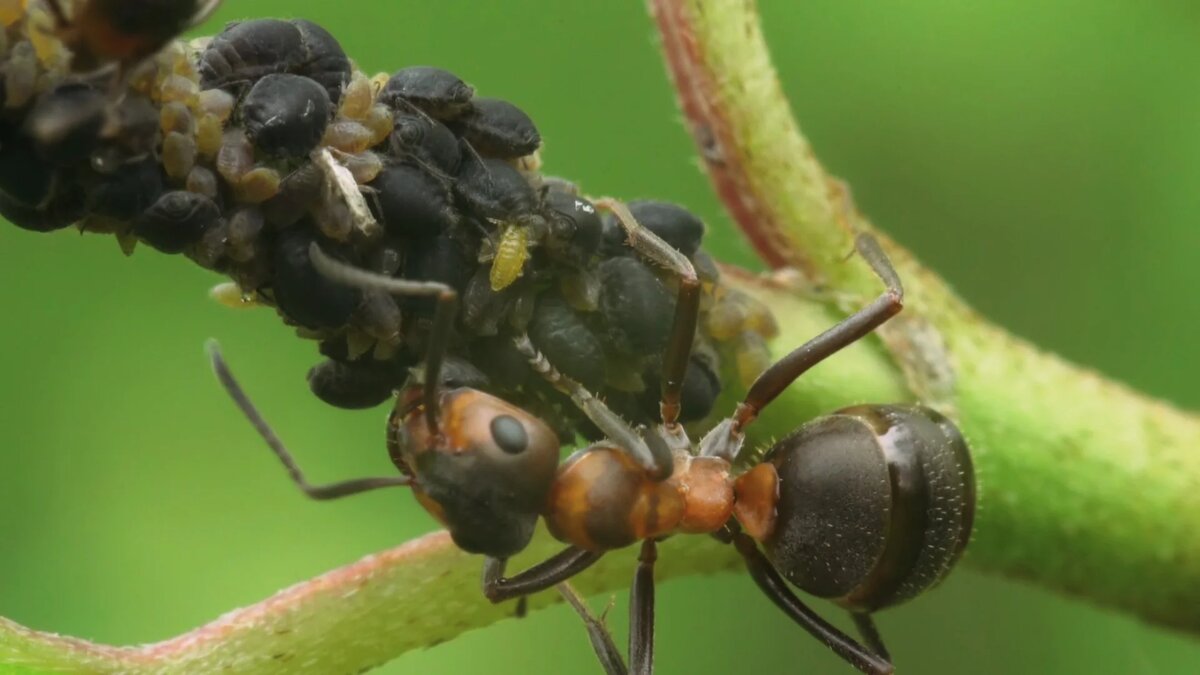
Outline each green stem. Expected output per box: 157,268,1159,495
651,0,1200,635
3,1,1199,672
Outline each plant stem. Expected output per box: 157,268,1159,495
650,0,1200,635
2,1,1199,672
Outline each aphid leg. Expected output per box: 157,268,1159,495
558,582,630,675
732,232,903,431
729,530,893,675
512,334,672,480
629,539,658,675
44,0,69,28
851,613,891,663
308,243,458,436
481,548,605,603
207,341,411,499
593,198,700,429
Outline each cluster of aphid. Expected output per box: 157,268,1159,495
2,3,977,674
0,0,777,443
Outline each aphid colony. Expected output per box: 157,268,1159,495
0,3,777,441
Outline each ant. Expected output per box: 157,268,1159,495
44,0,223,74
209,205,974,673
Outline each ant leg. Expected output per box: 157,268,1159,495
308,243,458,436
594,198,700,429
558,582,630,675
207,341,411,499
732,233,903,430
729,531,893,675
851,613,891,663
513,335,672,481
629,539,658,675
481,548,605,603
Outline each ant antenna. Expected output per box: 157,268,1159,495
308,243,458,436
512,334,672,480
206,340,411,499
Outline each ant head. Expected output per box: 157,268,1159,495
391,386,560,558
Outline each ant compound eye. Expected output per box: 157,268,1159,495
490,414,529,454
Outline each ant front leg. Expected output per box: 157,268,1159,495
731,232,903,431
481,547,605,603
593,198,700,430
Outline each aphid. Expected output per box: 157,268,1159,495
454,156,538,221
306,358,402,410
261,162,322,227
389,111,462,175
596,255,675,356
227,206,264,262
402,233,473,315
489,223,530,291
84,156,163,219
338,71,373,120
3,40,39,109
233,166,281,203
215,128,254,184
337,150,383,185
185,165,218,199
159,101,194,135
322,119,374,154
367,163,458,238
198,18,351,105
269,227,362,330
381,66,474,119
527,292,606,390
543,190,603,266
240,74,332,159
44,0,222,74
24,82,107,165
132,189,219,254
161,130,196,179
454,97,541,158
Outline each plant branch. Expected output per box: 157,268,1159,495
3,0,1200,672
650,0,1200,636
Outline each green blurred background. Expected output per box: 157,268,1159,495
2,1,1198,673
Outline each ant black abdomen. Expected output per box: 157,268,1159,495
738,404,975,613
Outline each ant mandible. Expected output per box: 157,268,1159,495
209,204,975,674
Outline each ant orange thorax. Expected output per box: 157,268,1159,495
544,428,742,553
